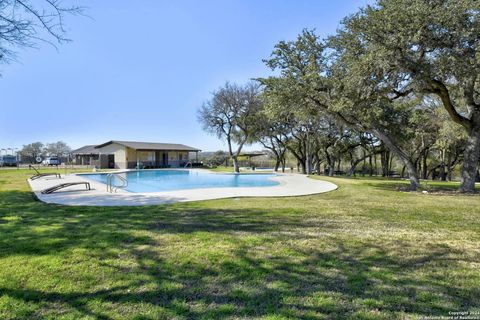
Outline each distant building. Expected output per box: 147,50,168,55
72,140,201,169
71,145,99,166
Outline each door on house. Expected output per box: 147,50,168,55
108,154,115,169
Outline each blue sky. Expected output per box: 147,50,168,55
1,0,370,152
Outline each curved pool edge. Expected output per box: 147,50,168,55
27,170,338,206
78,169,280,193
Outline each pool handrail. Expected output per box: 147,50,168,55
106,172,128,193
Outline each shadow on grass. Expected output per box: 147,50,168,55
0,190,479,319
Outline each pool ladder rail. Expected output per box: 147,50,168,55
106,172,128,193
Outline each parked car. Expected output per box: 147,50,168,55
42,156,61,166
0,155,18,167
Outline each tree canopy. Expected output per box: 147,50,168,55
0,0,81,67
198,82,262,173
198,0,479,192
329,0,479,191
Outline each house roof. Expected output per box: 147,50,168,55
94,140,201,152
71,145,99,155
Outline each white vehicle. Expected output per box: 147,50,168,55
42,156,61,166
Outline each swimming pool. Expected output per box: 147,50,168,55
81,170,279,193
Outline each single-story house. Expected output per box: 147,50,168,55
71,145,99,165
72,140,201,169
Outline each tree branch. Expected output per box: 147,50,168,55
426,79,471,129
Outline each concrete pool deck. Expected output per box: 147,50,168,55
27,169,338,206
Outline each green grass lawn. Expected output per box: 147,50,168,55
0,169,479,319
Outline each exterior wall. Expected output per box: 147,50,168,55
125,147,136,164
96,143,127,169
92,144,194,169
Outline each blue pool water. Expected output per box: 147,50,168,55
81,170,279,193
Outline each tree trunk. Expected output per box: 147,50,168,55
422,149,429,180
440,167,446,181
305,134,313,174
324,149,334,176
232,156,240,173
369,155,373,176
300,161,307,174
274,160,280,172
326,156,334,177
389,153,394,174
306,152,313,175
348,155,356,176
371,129,420,190
385,151,390,176
439,149,446,181
348,162,357,176
328,167,334,177
362,151,366,177
348,152,377,177
289,147,306,174
460,126,480,192
417,159,421,180
316,160,322,175
433,84,478,192
380,151,387,177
